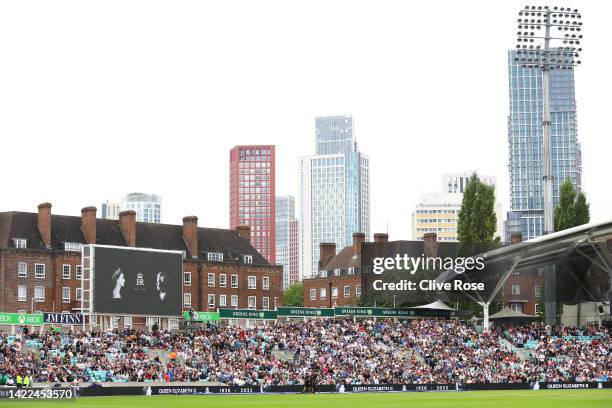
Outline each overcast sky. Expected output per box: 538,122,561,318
1,0,610,241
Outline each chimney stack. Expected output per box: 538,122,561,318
37,202,52,249
119,210,137,247
183,216,198,258
373,233,388,258
318,242,336,270
81,206,97,244
423,232,438,258
352,232,365,257
511,233,523,245
235,225,251,242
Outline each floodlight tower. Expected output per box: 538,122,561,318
515,5,583,325
515,5,583,235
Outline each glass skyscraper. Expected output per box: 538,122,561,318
300,115,370,278
506,49,582,240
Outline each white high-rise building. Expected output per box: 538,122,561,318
299,115,370,279
121,193,162,223
276,195,299,288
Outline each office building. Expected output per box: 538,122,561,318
100,202,121,220
300,115,370,278
276,196,300,288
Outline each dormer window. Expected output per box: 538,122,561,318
207,252,223,262
13,238,27,249
319,270,327,278
64,242,83,252
348,267,355,275
334,268,341,276
243,255,253,264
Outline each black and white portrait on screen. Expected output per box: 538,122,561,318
111,268,125,299
92,246,182,316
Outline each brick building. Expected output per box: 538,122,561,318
0,203,282,329
303,232,368,308
503,233,542,316
304,231,542,315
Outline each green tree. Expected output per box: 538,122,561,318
554,178,577,231
457,173,500,255
574,192,590,226
554,178,590,232
282,282,304,307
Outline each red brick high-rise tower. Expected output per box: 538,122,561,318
230,145,276,263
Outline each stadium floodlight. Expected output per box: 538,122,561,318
515,5,583,236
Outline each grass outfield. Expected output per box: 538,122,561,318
5,390,612,408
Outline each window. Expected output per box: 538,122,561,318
76,288,82,301
262,297,270,310
124,316,132,328
320,288,327,299
356,285,362,296
534,303,540,315
231,295,238,307
219,274,227,288
510,303,523,313
344,286,350,297
262,276,269,290
208,294,215,308
184,293,191,308
13,238,27,249
35,264,45,279
64,242,83,252
76,265,83,280
34,286,45,302
220,294,227,307
512,284,521,295
231,274,238,288
534,285,541,298
208,273,215,287
18,262,27,277
207,252,223,262
18,285,26,302
248,296,256,309
348,267,355,275
62,287,70,303
332,287,338,299
310,288,316,300
184,272,192,286
62,265,71,279
334,269,340,277
248,276,256,289
319,270,327,278
243,255,253,264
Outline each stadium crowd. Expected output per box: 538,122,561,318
0,319,610,386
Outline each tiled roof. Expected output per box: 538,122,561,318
0,211,269,266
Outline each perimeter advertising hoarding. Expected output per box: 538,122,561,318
91,246,183,316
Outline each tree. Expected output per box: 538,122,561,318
554,178,577,231
282,282,304,307
457,173,500,255
554,178,590,232
574,192,590,226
